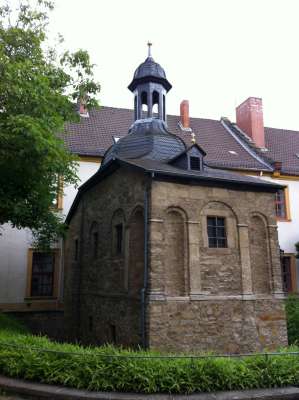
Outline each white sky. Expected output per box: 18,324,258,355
50,0,299,130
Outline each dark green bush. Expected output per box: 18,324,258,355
0,313,28,334
285,294,299,344
0,313,299,394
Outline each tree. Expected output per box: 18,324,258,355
0,0,100,247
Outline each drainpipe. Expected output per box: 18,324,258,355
141,183,149,348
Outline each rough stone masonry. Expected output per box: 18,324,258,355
64,49,287,353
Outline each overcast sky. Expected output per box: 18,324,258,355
50,0,299,130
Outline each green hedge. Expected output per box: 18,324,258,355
285,295,299,345
0,314,299,394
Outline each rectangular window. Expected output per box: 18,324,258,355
93,232,98,258
115,224,123,254
207,216,227,248
281,256,292,293
190,156,201,170
275,189,286,219
31,252,55,297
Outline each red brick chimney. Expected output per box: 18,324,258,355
180,100,190,129
236,97,265,148
78,96,89,118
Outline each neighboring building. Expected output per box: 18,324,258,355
64,52,288,352
1,50,299,315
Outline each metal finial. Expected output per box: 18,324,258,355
191,132,196,144
147,41,152,57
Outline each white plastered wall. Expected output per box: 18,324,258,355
257,175,299,290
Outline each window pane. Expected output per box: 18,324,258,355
190,156,201,170
207,225,217,238
207,216,227,248
275,189,286,218
31,252,54,297
208,237,217,248
216,217,225,227
217,238,227,248
216,227,225,238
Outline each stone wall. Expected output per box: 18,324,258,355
147,180,287,352
64,168,287,353
64,167,147,346
147,299,287,353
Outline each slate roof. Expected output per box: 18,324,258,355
102,118,186,165
66,155,283,224
128,56,172,92
118,158,282,190
63,106,294,173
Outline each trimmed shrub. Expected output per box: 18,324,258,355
0,313,299,394
285,294,299,344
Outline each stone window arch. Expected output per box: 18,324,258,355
248,213,271,294
164,207,187,296
200,201,238,249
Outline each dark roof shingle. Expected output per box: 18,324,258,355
62,106,272,171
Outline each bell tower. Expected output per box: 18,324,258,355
128,43,172,123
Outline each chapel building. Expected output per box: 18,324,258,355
64,49,288,353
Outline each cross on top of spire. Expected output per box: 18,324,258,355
147,41,152,57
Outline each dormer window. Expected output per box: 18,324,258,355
169,143,206,172
190,156,201,171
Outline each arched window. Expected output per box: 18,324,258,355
111,210,125,256
152,91,159,117
152,103,159,116
134,95,138,120
141,92,148,118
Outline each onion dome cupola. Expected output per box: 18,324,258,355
128,42,172,122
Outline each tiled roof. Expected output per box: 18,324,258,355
265,127,299,175
62,106,273,171
221,119,299,176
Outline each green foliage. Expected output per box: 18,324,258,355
0,313,28,334
0,0,101,246
0,322,299,394
285,294,299,344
